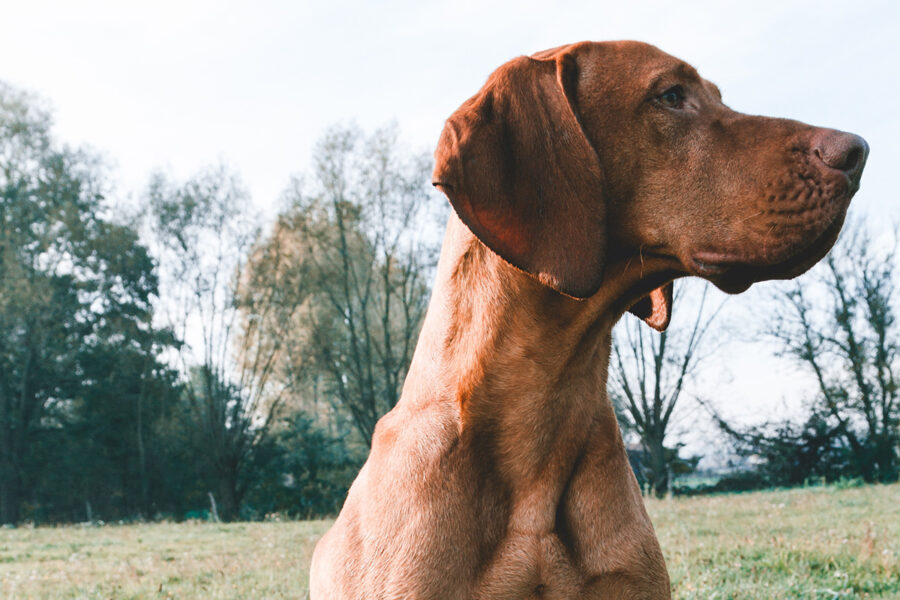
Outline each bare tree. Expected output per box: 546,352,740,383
610,281,723,497
761,223,899,482
147,165,288,520
243,124,440,446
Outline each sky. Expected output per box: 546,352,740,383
2,0,897,216
2,0,898,452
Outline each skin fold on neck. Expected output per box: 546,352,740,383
400,213,678,506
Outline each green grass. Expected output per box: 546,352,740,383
1,483,897,599
0,519,330,599
648,483,900,599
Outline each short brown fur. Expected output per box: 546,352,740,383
310,41,867,599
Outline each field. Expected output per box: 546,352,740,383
651,483,899,599
1,483,897,599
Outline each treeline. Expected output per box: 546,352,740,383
709,225,900,490
1,82,897,524
0,82,441,524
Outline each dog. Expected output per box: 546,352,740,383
310,40,867,599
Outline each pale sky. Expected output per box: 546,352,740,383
2,0,898,450
2,0,896,216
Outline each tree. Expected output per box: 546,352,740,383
147,166,288,521
244,415,361,519
609,281,722,497
243,124,440,446
710,407,854,487
0,81,171,523
724,223,899,484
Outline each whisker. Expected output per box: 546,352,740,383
738,210,765,223
763,224,776,260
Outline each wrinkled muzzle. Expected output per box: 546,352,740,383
684,118,868,293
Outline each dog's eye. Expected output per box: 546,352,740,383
658,86,685,108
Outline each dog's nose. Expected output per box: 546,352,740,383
811,130,869,186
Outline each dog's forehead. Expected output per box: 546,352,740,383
600,42,703,86
542,41,707,92
533,40,677,66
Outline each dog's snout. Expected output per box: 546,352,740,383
811,130,869,184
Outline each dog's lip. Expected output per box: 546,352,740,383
689,253,740,276
687,217,845,288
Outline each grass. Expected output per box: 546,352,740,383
0,519,330,599
648,483,900,599
0,483,897,599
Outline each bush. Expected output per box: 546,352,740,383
243,416,364,519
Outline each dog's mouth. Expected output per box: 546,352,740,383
685,154,858,294
688,215,847,294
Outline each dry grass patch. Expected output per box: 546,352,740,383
0,520,330,599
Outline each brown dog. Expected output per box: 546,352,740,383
310,41,867,599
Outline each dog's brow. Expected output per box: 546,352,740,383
646,64,702,91
645,70,673,91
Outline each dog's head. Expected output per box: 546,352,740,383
433,41,867,330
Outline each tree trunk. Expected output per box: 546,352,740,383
0,456,20,525
217,466,240,522
873,433,899,483
645,435,670,499
136,361,150,516
0,384,22,525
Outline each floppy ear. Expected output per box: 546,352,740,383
432,49,606,298
627,282,674,332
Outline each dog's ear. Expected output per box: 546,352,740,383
432,49,606,298
627,282,674,332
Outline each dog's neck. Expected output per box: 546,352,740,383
402,215,672,501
